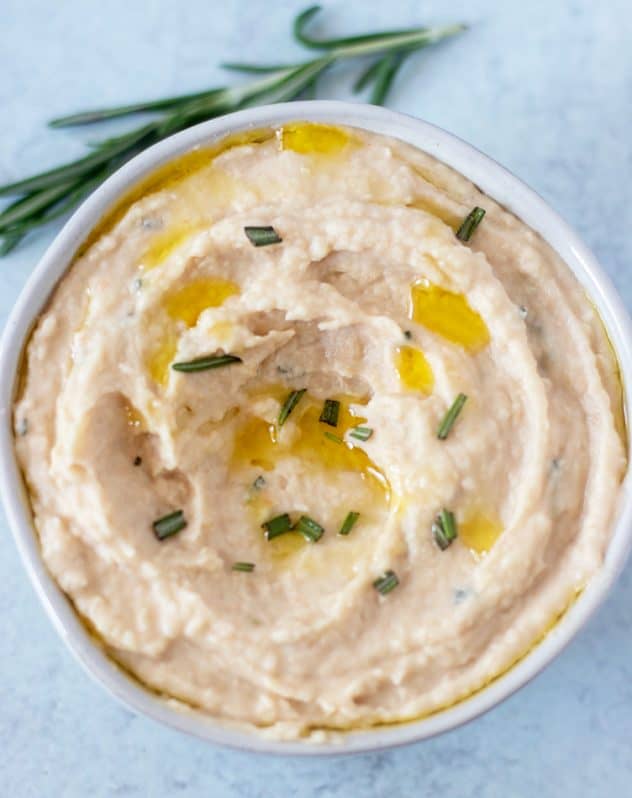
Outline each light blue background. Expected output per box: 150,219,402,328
2,1,631,795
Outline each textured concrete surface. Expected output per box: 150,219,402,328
1,1,631,795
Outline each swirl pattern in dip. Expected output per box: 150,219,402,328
14,123,626,738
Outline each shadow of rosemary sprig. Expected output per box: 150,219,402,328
0,5,465,255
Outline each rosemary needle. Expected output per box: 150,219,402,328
456,207,486,242
373,570,399,595
232,561,256,572
152,510,187,541
437,393,468,439
338,511,360,536
171,353,242,373
262,513,293,540
349,426,373,442
278,389,307,427
244,225,282,246
432,508,458,550
319,399,340,427
294,514,325,542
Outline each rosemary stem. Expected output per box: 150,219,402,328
0,7,466,255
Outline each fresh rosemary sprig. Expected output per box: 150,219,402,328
0,6,465,255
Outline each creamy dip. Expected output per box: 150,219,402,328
14,122,626,739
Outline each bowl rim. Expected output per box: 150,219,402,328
1,100,631,756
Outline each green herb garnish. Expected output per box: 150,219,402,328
153,510,187,541
373,570,399,595
437,393,468,439
172,353,242,373
324,431,343,444
456,206,486,242
0,7,465,255
294,515,325,542
339,511,360,536
232,561,256,572
319,398,340,427
244,225,282,247
432,508,458,550
262,513,292,540
278,388,307,427
349,426,373,442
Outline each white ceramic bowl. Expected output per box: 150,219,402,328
1,101,631,756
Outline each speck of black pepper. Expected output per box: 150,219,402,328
252,475,266,490
403,330,412,340
132,278,143,293
16,418,28,436
518,305,528,319
133,456,142,466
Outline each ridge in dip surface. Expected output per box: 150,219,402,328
14,121,626,739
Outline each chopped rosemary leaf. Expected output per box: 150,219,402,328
262,513,292,540
278,388,306,427
244,225,282,247
456,206,486,242
319,398,340,427
339,511,360,536
324,430,343,444
373,570,399,595
232,561,256,572
133,455,142,466
172,353,242,373
432,508,458,550
349,426,373,442
294,515,325,542
437,393,468,440
153,509,186,541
